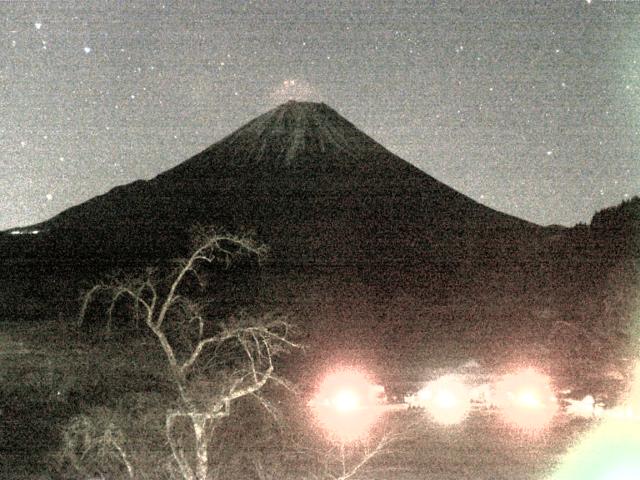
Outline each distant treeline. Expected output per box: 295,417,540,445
589,196,639,257
591,196,639,231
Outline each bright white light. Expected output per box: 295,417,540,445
34,22,42,30
566,395,597,418
496,368,557,430
435,388,459,409
423,375,471,425
333,389,360,412
603,465,640,480
310,368,383,443
517,390,542,408
417,386,432,402
606,406,636,420
84,46,92,54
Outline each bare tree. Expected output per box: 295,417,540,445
58,407,134,479
77,227,299,480
305,426,408,480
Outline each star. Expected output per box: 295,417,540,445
0,1,636,230
46,193,53,201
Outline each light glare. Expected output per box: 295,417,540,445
333,389,360,412
310,368,383,443
423,375,471,425
496,368,557,431
517,389,542,408
604,465,640,480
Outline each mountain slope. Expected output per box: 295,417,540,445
3,101,541,266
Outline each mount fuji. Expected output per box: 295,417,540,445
3,101,542,268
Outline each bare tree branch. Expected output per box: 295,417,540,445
78,284,101,327
74,227,297,480
166,412,196,480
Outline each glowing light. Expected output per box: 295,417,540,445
517,389,542,408
422,375,471,425
417,386,432,402
333,389,360,412
603,464,640,480
495,368,557,431
550,421,640,480
270,78,318,103
435,388,459,409
551,354,640,479
309,368,383,443
566,395,599,418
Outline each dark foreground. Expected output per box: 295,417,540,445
365,410,593,480
1,319,597,480
0,410,597,480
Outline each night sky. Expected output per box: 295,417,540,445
1,0,638,230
